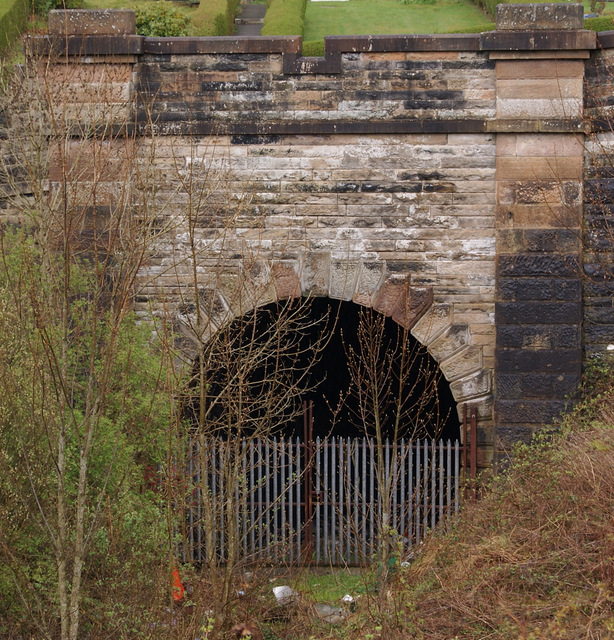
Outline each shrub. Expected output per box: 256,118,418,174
133,1,192,37
32,0,82,16
0,0,30,55
585,15,614,31
212,0,240,36
302,39,324,57
467,0,504,20
260,0,307,36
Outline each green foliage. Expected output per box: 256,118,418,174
585,15,614,31
133,0,192,37
0,0,29,56
375,369,614,639
0,226,173,636
212,0,240,37
213,11,228,35
589,0,606,17
31,0,82,16
467,0,504,20
261,0,307,36
301,39,324,56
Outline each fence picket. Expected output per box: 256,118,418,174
184,433,464,566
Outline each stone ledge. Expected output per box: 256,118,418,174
143,36,301,55
487,119,587,133
27,34,143,57
481,30,596,51
48,9,135,35
324,34,480,52
496,3,584,31
597,30,614,48
136,119,490,137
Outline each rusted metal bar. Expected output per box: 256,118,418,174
470,405,478,482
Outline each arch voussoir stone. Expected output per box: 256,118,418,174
411,304,454,346
428,325,471,363
329,259,361,301
438,345,483,383
272,262,301,300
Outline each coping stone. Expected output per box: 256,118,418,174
496,3,584,31
48,9,136,35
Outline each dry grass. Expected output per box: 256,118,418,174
385,375,614,639
164,373,614,640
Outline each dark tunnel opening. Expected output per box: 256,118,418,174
183,297,460,443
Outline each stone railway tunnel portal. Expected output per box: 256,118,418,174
32,2,602,470
181,296,462,444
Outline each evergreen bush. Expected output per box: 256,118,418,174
133,1,192,37
0,0,29,55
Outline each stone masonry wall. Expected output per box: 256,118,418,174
584,45,614,359
19,4,607,467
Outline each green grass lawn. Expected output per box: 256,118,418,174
291,569,366,603
303,0,492,39
35,0,614,41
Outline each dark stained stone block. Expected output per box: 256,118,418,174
496,373,523,399
498,277,553,301
495,425,536,452
497,254,580,278
496,399,567,424
496,348,581,374
554,279,582,301
496,301,582,324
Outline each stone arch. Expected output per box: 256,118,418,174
174,252,493,437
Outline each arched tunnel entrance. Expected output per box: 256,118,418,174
184,297,459,442
181,297,463,565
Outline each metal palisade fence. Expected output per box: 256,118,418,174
179,410,477,566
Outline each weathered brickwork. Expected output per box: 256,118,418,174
13,4,614,468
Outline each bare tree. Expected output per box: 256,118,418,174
344,301,450,588
160,151,332,629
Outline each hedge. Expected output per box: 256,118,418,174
260,0,307,36
469,0,504,20
0,0,30,56
213,0,240,35
585,15,614,31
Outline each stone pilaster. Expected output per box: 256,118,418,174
492,4,593,460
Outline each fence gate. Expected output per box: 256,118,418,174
182,404,477,566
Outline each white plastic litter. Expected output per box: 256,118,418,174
272,585,299,606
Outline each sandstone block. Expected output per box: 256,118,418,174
495,59,584,80
429,324,471,361
49,9,136,35
450,369,492,401
391,287,433,329
495,203,580,229
272,263,301,299
439,345,483,382
411,303,453,345
495,3,583,31
496,97,582,120
301,252,330,297
329,260,361,301
353,262,385,306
